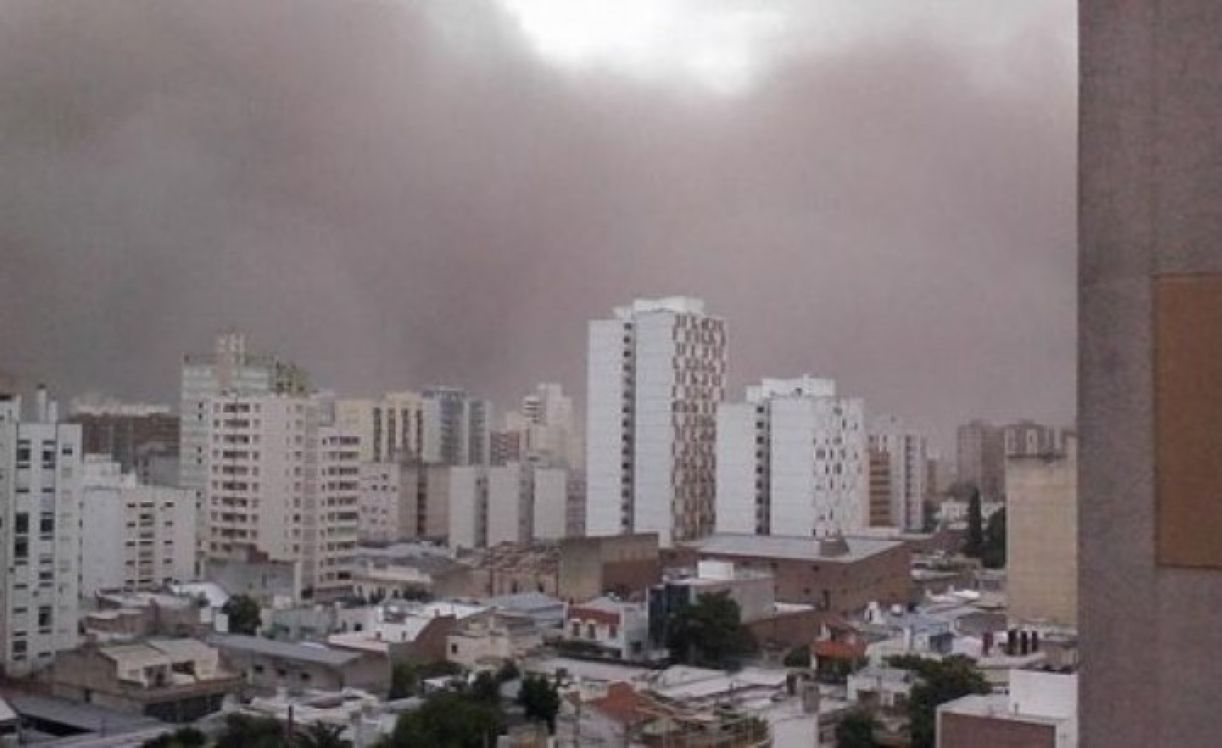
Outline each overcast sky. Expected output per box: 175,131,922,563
0,0,1076,450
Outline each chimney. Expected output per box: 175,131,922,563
35,384,48,422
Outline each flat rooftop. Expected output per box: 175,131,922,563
689,533,903,563
210,635,362,666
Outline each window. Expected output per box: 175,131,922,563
14,514,28,535
39,514,53,536
37,606,51,631
13,539,27,561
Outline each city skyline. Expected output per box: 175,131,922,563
0,0,1076,451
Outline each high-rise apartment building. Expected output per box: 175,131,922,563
80,456,195,596
715,377,866,537
356,462,408,545
203,394,357,600
180,331,309,565
421,388,491,466
69,400,179,486
0,387,81,676
868,415,929,531
586,297,726,545
1006,434,1077,628
334,392,424,464
955,419,1005,501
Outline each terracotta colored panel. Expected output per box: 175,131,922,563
1155,274,1222,568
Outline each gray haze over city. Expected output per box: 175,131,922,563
0,0,1076,448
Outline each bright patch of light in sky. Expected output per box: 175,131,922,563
494,0,1073,94
495,0,787,94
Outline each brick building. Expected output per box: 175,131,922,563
672,533,910,616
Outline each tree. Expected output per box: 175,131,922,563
375,691,504,748
666,591,757,668
389,662,417,699
981,508,1006,569
835,709,880,748
294,722,353,748
215,714,286,748
517,674,561,734
887,655,989,748
221,594,261,636
783,646,811,669
495,660,520,683
963,488,984,558
470,670,501,703
142,726,206,748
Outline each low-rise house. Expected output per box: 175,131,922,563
48,638,242,722
564,597,650,662
847,665,915,711
210,634,389,695
83,591,214,643
446,611,542,668
327,601,487,665
239,688,412,747
486,591,567,630
649,560,821,653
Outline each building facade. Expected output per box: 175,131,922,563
1006,436,1077,627
80,456,196,595
1001,420,1061,459
868,415,929,531
421,388,491,467
716,377,867,536
180,331,309,567
499,383,582,469
69,401,179,486
586,297,727,545
203,394,357,599
0,388,82,676
955,420,1005,501
334,392,424,465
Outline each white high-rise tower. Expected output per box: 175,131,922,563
585,297,726,545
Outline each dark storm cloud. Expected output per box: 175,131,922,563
0,0,1076,447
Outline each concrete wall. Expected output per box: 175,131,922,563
557,533,661,602
1080,1,1222,744
1006,442,1077,626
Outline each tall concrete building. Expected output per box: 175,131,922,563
356,462,408,545
1081,2,1222,743
586,297,727,545
334,392,424,464
0,387,81,676
180,331,309,564
69,400,179,486
80,456,196,596
203,394,358,599
955,419,1005,500
868,415,929,531
421,387,491,466
1006,436,1077,627
715,377,867,537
